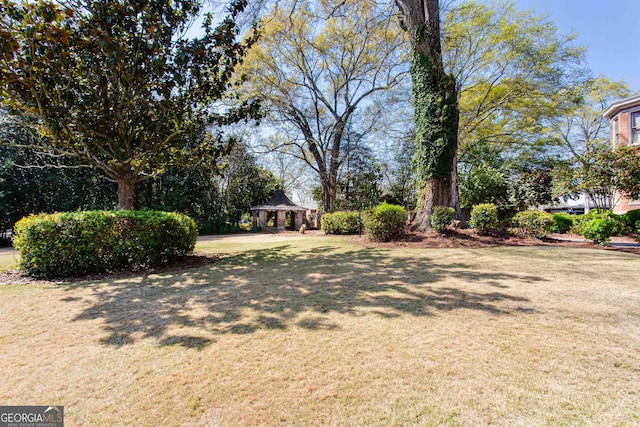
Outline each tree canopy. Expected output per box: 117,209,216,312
0,0,260,209
239,0,407,212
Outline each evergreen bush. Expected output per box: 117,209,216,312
580,217,617,245
430,206,454,233
550,212,574,234
13,210,197,278
584,210,628,236
365,203,406,242
469,203,499,235
320,211,362,235
512,210,554,238
623,209,640,230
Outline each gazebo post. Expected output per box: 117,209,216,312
295,211,303,230
276,211,285,230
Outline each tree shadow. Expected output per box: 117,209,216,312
63,244,543,349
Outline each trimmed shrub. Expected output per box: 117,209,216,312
636,221,640,242
430,206,454,233
623,209,640,230
13,210,197,278
365,203,406,242
469,203,499,235
512,210,554,238
320,211,362,235
569,214,587,234
550,212,574,234
585,210,628,236
580,217,617,245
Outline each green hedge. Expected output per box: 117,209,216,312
623,209,640,230
586,211,628,236
469,203,499,235
365,203,406,242
580,217,617,245
430,206,454,233
550,212,574,234
13,210,197,278
321,211,362,235
512,210,553,238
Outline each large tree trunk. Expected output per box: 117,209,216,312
116,179,135,210
398,0,459,232
321,178,337,213
413,177,451,231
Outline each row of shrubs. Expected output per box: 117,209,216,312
468,204,640,245
13,210,198,278
322,202,640,246
321,203,407,242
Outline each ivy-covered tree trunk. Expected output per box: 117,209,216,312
397,0,459,232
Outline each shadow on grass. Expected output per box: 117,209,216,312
63,244,543,349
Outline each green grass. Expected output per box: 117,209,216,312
0,234,638,426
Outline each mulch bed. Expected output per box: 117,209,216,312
350,228,640,255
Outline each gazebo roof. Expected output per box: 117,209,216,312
250,189,308,211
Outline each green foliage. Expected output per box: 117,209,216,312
13,210,197,278
136,144,279,234
365,203,407,242
430,206,454,233
580,217,617,246
614,146,640,200
469,203,499,235
460,163,510,210
559,146,640,212
510,170,553,209
584,210,628,236
623,209,640,230
0,0,260,208
550,212,574,234
512,210,553,238
0,138,116,240
321,211,362,235
447,0,588,197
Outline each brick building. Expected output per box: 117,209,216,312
603,94,640,213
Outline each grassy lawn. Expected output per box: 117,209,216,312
0,247,17,271
1,234,639,426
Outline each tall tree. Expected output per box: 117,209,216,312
442,0,587,220
396,0,459,231
0,0,260,209
240,0,407,211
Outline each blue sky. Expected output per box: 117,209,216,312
513,0,640,92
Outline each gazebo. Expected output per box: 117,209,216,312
250,189,311,231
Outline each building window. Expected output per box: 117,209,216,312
613,117,619,146
632,111,640,144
